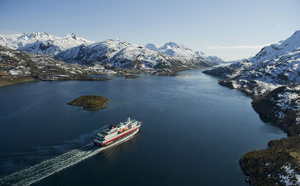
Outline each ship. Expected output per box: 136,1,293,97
94,117,142,146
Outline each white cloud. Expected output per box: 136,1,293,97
206,44,269,50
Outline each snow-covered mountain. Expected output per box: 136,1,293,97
0,32,94,56
203,30,300,136
195,51,224,65
251,30,300,64
57,40,213,69
146,42,201,63
203,30,300,94
0,45,110,83
145,43,223,65
218,48,300,96
0,32,216,71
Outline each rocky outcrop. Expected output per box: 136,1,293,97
252,85,300,136
240,136,300,185
67,95,110,111
124,74,139,79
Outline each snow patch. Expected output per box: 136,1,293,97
280,164,300,185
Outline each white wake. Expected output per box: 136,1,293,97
0,129,138,186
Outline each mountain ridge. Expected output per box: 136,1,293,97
203,30,300,96
0,32,94,56
0,32,222,72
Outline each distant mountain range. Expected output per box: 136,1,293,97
0,32,93,56
0,32,223,71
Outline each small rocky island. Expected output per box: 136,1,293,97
67,95,110,111
124,74,140,79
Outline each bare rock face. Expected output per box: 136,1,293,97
67,95,110,111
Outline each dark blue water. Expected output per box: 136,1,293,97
0,69,286,185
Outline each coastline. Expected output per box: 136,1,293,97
0,75,110,87
0,66,212,87
240,136,300,185
0,75,38,87
203,69,300,185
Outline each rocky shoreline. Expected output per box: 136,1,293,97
251,85,300,137
202,30,300,184
0,45,213,87
240,136,300,185
0,75,38,87
203,75,300,185
203,67,300,185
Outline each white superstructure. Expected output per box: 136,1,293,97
94,118,142,146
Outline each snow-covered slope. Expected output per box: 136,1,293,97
0,45,111,82
204,30,300,92
252,30,300,64
0,32,94,56
145,42,222,66
56,39,170,68
216,48,300,96
56,39,212,69
195,51,224,65
203,30,300,136
252,85,300,136
55,39,130,64
150,42,200,64
0,32,215,70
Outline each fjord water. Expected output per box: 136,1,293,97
0,69,286,185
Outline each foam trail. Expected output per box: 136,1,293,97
0,130,138,186
0,126,109,177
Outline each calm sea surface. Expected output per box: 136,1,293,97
0,69,286,186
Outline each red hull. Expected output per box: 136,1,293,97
94,127,140,146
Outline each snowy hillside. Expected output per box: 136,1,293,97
252,85,300,136
0,32,94,56
56,39,212,70
0,45,110,84
218,48,300,96
251,30,300,64
203,30,300,90
203,30,300,137
146,43,222,65
147,42,200,64
0,32,216,71
195,51,224,65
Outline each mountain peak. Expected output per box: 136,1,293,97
196,51,206,56
292,30,300,37
66,33,77,40
145,43,158,50
23,32,49,39
0,31,94,55
163,42,180,48
251,30,300,63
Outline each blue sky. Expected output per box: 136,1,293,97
0,0,299,61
